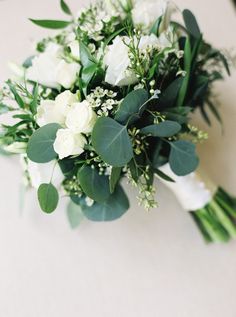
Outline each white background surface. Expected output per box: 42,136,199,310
0,1,236,316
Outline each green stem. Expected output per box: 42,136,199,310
209,200,236,238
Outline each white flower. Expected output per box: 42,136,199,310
68,40,80,60
139,34,159,50
55,90,78,116
53,129,86,160
132,0,167,28
4,142,27,154
104,0,129,16
158,31,173,48
36,100,61,127
55,60,80,89
104,36,138,87
36,91,78,127
65,100,97,134
26,43,62,89
27,43,80,89
27,159,64,189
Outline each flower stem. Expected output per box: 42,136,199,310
191,187,236,243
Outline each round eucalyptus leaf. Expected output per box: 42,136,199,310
81,185,129,222
169,140,199,176
27,123,60,163
78,165,110,203
141,121,181,137
67,201,84,229
37,183,59,214
92,117,133,167
115,89,149,125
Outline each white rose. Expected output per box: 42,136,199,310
27,43,80,89
27,159,64,189
36,100,60,127
36,91,78,127
53,129,86,160
55,60,80,89
104,36,138,87
65,100,97,134
132,0,167,28
4,142,27,154
68,40,80,60
26,43,62,89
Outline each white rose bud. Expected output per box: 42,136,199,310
132,0,167,28
104,36,138,87
55,90,78,117
55,60,80,89
68,40,80,60
65,100,97,134
53,129,86,160
4,142,27,154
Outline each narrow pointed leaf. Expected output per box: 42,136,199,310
29,19,71,29
60,0,72,15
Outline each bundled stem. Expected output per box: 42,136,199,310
191,188,236,243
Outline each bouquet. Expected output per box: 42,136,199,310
1,0,235,243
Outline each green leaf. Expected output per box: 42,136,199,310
37,183,59,213
79,41,96,68
110,167,122,193
177,37,191,108
183,9,201,39
29,19,71,29
81,185,129,222
78,165,110,203
30,84,38,115
7,82,24,108
104,27,126,47
151,141,168,168
200,105,211,126
158,77,184,108
207,100,222,124
141,121,181,137
128,159,140,182
22,56,34,68
60,0,72,15
154,168,175,182
27,123,61,163
150,16,162,35
79,41,97,95
169,140,199,176
163,107,192,124
92,117,133,167
81,64,97,96
115,89,149,125
67,201,84,229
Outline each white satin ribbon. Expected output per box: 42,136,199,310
157,163,217,211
